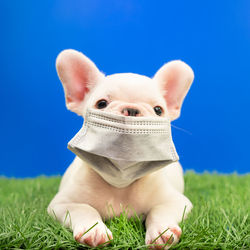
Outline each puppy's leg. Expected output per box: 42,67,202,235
48,202,112,247
145,193,192,249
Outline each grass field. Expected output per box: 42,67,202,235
0,172,249,249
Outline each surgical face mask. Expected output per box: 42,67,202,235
68,108,179,188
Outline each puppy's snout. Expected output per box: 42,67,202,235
122,108,140,117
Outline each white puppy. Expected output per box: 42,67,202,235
48,49,194,249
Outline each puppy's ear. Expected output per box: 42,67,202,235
56,49,104,114
154,60,194,120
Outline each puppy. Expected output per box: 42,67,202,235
48,49,194,249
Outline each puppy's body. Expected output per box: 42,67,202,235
48,50,194,248
53,158,185,218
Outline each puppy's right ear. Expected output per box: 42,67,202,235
56,49,104,115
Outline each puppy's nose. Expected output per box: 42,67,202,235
122,108,140,116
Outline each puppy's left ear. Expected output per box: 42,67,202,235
154,60,194,120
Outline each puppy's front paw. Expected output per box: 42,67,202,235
145,224,181,249
74,221,113,247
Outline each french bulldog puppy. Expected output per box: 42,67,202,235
48,49,194,249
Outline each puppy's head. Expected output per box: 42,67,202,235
56,49,194,120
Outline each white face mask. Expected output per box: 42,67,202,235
68,108,179,188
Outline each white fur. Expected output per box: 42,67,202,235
48,49,194,249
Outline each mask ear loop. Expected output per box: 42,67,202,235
171,124,192,135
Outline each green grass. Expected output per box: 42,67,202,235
0,172,249,249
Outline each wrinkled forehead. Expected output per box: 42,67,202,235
95,73,162,102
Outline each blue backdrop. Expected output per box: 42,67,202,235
0,0,249,177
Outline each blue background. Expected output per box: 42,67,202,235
0,0,249,177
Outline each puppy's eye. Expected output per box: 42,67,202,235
96,99,108,109
154,106,163,116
